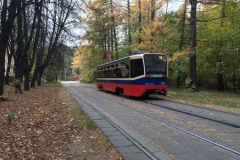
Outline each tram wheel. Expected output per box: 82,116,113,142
98,85,103,90
118,88,124,96
142,93,150,98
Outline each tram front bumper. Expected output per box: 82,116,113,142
155,89,164,95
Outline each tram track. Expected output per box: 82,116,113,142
142,99,240,129
117,99,240,156
63,84,159,160
64,83,240,159
94,90,240,157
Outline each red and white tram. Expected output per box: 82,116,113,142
96,51,168,97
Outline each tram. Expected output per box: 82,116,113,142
96,51,168,97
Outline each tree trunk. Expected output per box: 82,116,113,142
37,70,43,86
189,0,198,92
150,0,155,51
31,0,74,86
138,0,142,45
217,73,224,91
179,1,187,51
127,0,132,55
217,0,225,91
14,0,24,93
5,46,13,85
164,0,168,21
30,6,43,88
23,0,39,91
177,0,187,88
114,27,118,59
0,0,17,95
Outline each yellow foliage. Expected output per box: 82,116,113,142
71,44,92,69
168,50,189,62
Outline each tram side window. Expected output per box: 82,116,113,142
114,68,122,77
97,70,104,78
110,69,115,77
130,59,144,78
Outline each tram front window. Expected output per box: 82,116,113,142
130,59,144,77
144,54,167,77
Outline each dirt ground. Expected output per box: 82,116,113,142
0,84,122,160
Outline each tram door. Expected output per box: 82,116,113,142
130,59,144,78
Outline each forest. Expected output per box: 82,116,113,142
72,0,240,93
0,0,79,96
1,0,240,97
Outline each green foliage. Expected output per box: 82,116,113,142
67,72,79,81
69,106,96,129
13,78,22,86
185,77,192,88
7,111,15,124
74,0,240,92
43,66,59,82
167,88,240,109
42,82,62,87
85,117,96,129
80,68,96,83
0,94,9,101
185,78,196,92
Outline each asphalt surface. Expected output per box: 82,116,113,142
62,81,240,160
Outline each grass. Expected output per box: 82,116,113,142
42,81,62,87
69,104,97,129
85,117,97,129
165,88,240,110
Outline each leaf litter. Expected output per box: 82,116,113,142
0,85,122,160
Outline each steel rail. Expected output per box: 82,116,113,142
63,84,158,160
91,90,240,156
65,84,240,157
143,100,240,128
113,99,240,156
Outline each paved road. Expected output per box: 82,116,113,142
62,81,240,160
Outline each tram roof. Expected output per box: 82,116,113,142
97,52,167,69
97,56,130,68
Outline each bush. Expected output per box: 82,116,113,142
0,94,9,101
43,66,58,82
185,77,195,92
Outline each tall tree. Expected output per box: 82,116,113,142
30,0,75,87
217,0,225,91
138,0,142,45
14,0,24,93
22,0,41,91
127,0,132,55
0,0,17,95
5,35,15,85
177,0,187,87
150,0,155,51
189,0,198,91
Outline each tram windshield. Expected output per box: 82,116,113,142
144,54,167,75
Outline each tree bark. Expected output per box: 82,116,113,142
217,0,225,91
31,0,74,86
5,44,13,85
150,0,155,51
23,0,40,90
189,0,198,92
14,0,24,93
127,0,132,55
177,0,187,88
0,0,17,95
138,0,142,45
